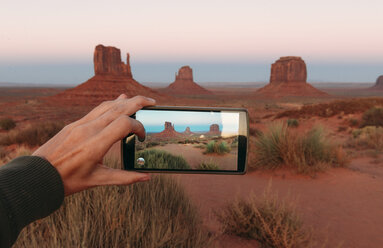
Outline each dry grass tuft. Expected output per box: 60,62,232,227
13,157,211,248
216,185,313,248
361,107,383,127
253,123,348,174
0,118,16,130
347,126,383,151
204,140,230,155
0,121,64,146
0,146,33,164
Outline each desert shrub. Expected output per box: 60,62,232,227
216,186,312,248
287,119,299,127
348,118,359,127
14,158,211,247
197,162,220,170
249,127,262,137
347,126,383,151
0,118,16,130
254,123,347,173
205,141,230,155
137,149,191,169
361,107,383,127
0,121,64,146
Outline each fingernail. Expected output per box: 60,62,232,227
146,97,156,103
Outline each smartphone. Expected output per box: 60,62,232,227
121,106,248,174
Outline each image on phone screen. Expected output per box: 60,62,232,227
133,109,242,171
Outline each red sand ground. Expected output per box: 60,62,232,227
176,166,383,248
2,85,383,247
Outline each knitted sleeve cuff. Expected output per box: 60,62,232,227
0,156,64,246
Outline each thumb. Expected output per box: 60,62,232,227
91,164,151,186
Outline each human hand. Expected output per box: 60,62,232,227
33,94,156,196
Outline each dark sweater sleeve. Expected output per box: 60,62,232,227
0,156,64,247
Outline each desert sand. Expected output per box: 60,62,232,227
1,45,383,247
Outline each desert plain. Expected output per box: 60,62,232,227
1,45,383,248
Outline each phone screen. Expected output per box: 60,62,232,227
122,107,248,173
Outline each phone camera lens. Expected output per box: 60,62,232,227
137,157,145,167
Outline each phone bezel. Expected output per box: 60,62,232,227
121,106,248,174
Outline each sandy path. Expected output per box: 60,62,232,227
153,143,237,170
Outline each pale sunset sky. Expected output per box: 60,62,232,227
0,0,382,84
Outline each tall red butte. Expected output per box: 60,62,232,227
163,66,212,95
256,56,328,97
372,75,383,90
54,44,165,105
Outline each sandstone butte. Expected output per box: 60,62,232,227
256,56,328,97
183,127,194,135
153,121,183,138
163,66,212,95
206,124,221,136
372,75,383,90
53,44,165,105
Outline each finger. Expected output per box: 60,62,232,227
75,94,151,127
92,116,145,156
117,94,128,100
87,95,155,131
90,165,150,186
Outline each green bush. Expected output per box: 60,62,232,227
0,118,16,130
361,107,383,127
0,122,64,146
216,186,312,248
205,141,230,155
254,123,347,173
14,158,211,248
287,119,299,127
197,162,220,170
136,149,191,169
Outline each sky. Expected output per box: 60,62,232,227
136,110,239,133
1,0,382,84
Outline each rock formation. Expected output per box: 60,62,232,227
94,45,132,77
372,75,383,90
256,56,328,97
183,127,193,135
162,66,212,95
53,44,165,105
206,124,221,136
270,56,307,84
154,121,183,138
